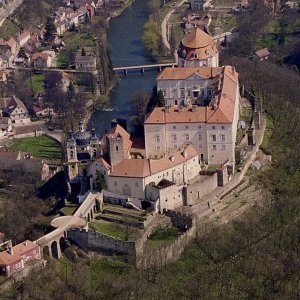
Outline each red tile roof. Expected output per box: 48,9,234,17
110,144,198,178
146,66,239,125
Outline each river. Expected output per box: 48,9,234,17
88,0,157,135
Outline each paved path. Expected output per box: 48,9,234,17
0,0,23,27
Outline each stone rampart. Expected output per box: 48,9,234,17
163,209,193,231
184,173,218,205
67,228,136,260
137,225,196,268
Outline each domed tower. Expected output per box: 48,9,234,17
66,130,79,181
178,28,219,68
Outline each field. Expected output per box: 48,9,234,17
24,74,46,95
8,136,63,159
90,219,141,241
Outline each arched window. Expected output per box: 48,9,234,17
116,146,119,151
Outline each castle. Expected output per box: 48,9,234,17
66,28,240,212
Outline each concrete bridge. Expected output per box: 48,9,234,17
35,192,103,259
113,62,177,74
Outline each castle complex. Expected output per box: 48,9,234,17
66,28,240,212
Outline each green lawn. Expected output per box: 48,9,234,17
0,18,20,39
24,74,46,95
60,205,77,216
90,219,139,241
8,136,63,159
0,192,8,202
146,226,181,249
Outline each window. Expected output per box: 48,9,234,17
221,145,226,150
180,88,185,97
212,135,216,142
185,134,190,141
185,125,189,129
198,134,202,141
156,145,160,150
208,88,212,97
135,182,138,187
173,144,178,149
212,145,217,151
221,135,225,142
116,146,119,151
199,144,203,148
221,125,225,130
172,134,177,141
172,89,177,97
212,125,215,130
198,125,202,129
156,135,160,142
114,181,117,186
162,89,167,96
173,125,176,130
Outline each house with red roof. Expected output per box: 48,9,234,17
32,52,52,68
0,240,41,277
17,31,31,47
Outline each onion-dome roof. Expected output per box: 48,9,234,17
74,131,91,146
182,28,214,49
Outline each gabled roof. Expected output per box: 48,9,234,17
108,124,132,157
182,28,214,49
32,52,49,61
157,67,220,80
255,48,270,58
109,145,198,178
146,66,239,125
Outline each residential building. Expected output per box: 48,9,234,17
0,240,41,277
183,14,211,30
32,52,52,68
0,38,17,55
0,150,50,181
177,28,219,68
0,117,13,138
255,48,270,61
17,31,31,47
0,95,30,125
191,0,212,11
145,66,240,167
75,54,96,71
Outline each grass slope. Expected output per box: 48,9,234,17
8,136,62,159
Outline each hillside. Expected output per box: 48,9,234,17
0,0,64,38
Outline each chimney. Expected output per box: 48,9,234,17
8,240,13,255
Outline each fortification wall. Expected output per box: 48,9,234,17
163,209,193,231
184,173,218,205
67,229,136,258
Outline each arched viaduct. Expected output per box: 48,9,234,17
35,192,103,259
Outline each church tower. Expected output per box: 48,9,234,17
66,130,79,180
108,133,125,166
89,128,99,159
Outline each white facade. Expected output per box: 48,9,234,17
157,69,216,106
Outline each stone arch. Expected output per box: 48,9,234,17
90,208,94,220
51,241,59,259
122,184,131,196
87,212,91,222
59,237,67,254
43,245,50,259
